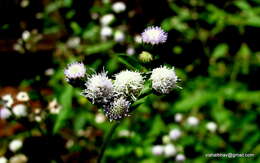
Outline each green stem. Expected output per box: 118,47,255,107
97,122,120,163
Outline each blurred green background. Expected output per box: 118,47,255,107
0,0,259,162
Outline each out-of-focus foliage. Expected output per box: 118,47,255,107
0,0,259,162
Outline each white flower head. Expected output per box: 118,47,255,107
150,66,178,94
152,145,164,156
134,35,142,44
112,2,126,13
114,30,125,42
95,113,106,124
9,154,27,163
141,26,167,45
12,104,27,117
169,128,182,140
126,47,135,56
176,154,186,162
45,68,55,76
0,157,7,163
104,97,131,121
100,14,115,26
164,144,176,157
9,139,23,152
206,122,217,132
114,70,144,100
67,37,80,48
22,30,30,41
187,116,199,126
83,72,114,104
2,94,14,108
48,98,62,114
16,91,30,102
64,62,86,81
175,113,183,122
0,107,12,119
100,26,113,38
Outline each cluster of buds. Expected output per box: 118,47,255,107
64,62,179,121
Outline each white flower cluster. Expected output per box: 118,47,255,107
64,60,179,121
0,93,30,119
0,92,58,122
81,70,142,121
99,2,126,41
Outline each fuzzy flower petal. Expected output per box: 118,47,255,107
83,72,114,104
141,26,167,45
104,97,131,121
114,70,144,100
64,62,86,80
150,66,178,94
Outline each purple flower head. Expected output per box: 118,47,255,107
64,62,86,80
141,26,167,45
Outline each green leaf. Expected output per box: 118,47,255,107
117,54,146,71
212,43,228,59
147,115,165,136
53,86,73,134
84,41,115,55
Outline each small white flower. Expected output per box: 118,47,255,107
206,122,217,132
100,26,113,38
48,99,62,114
91,13,99,20
83,72,114,104
12,104,27,117
2,94,14,108
9,154,27,163
104,97,131,121
114,30,125,42
169,129,182,140
141,26,167,45
22,30,30,41
45,68,55,76
64,62,86,81
0,107,12,119
164,144,176,157
35,116,42,122
0,157,8,163
114,70,144,100
118,129,134,137
16,91,30,102
67,37,80,48
100,14,115,26
175,113,183,122
95,113,106,123
187,116,199,126
126,47,135,56
112,2,126,13
152,145,164,156
176,154,186,162
9,139,23,152
134,35,142,44
150,66,178,94
162,135,171,144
